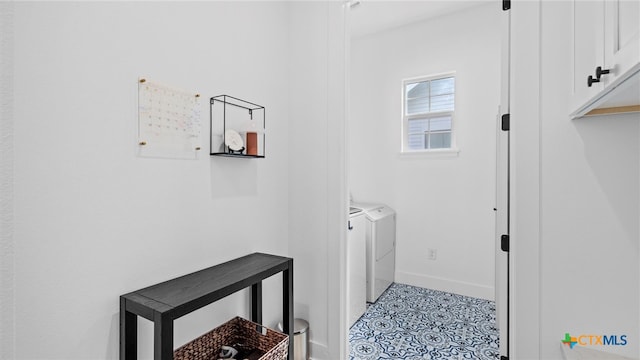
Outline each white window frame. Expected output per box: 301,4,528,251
401,72,458,155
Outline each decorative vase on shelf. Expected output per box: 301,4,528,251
246,132,258,156
241,118,262,156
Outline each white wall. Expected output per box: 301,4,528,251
512,1,639,358
509,1,542,356
288,2,347,359
0,2,15,358
6,2,293,359
2,2,349,360
349,3,501,300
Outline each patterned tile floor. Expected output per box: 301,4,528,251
349,283,500,360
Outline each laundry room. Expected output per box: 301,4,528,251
345,2,502,358
348,2,500,306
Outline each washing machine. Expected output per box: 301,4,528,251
352,202,396,303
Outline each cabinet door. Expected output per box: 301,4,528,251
346,215,366,328
571,0,605,114
603,0,640,86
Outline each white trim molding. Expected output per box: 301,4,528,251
396,271,495,301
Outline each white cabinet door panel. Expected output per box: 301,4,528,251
604,0,640,86
571,0,605,113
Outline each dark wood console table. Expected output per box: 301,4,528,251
120,252,293,360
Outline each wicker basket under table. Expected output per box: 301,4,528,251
173,316,289,360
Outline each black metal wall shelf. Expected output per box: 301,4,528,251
210,95,265,158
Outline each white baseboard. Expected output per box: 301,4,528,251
308,340,330,360
395,271,495,301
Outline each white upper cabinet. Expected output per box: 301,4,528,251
571,0,640,118
603,0,639,86
571,0,605,114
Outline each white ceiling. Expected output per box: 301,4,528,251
349,0,492,39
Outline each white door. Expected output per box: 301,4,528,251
495,113,509,359
496,5,511,359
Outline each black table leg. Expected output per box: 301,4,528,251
120,298,137,360
154,313,173,360
283,262,293,360
251,281,263,324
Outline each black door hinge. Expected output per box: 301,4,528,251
501,234,510,252
501,114,510,131
503,0,511,11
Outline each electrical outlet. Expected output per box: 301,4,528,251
427,248,437,260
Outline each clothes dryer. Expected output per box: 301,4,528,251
352,203,396,303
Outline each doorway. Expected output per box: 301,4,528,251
344,1,508,358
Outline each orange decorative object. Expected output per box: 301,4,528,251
246,132,258,156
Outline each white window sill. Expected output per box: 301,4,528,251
399,148,460,158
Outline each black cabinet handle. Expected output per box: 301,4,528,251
588,66,611,87
348,220,353,230
596,66,610,79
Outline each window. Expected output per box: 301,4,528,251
402,74,455,152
